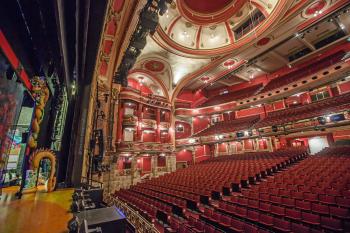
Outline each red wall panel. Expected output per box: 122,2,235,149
176,150,193,164
193,116,210,134
157,156,166,167
195,145,211,163
142,132,155,142
141,157,152,172
333,130,350,141
244,139,254,150
217,143,228,153
338,81,350,94
175,121,192,139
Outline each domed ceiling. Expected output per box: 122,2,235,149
153,0,288,57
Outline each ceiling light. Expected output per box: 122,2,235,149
340,24,345,30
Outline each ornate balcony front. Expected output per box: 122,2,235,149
117,141,174,153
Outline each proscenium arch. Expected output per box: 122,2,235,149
128,69,170,101
29,149,57,193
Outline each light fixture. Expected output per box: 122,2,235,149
71,81,76,95
189,138,196,143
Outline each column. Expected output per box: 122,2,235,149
327,86,334,97
116,101,123,142
226,142,231,155
156,108,161,142
192,147,196,164
130,155,138,185
267,137,273,152
255,139,259,151
151,155,158,177
136,103,143,141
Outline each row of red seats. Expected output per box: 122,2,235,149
208,203,344,232
258,51,345,94
213,146,350,232
194,92,350,138
115,149,308,232
225,195,349,220
198,84,263,107
146,150,306,198
256,92,350,128
193,115,260,137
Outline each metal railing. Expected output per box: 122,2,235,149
107,195,160,233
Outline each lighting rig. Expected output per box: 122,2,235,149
113,0,172,86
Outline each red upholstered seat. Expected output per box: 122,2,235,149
260,213,274,226
271,205,285,216
243,223,260,233
220,214,231,227
286,208,302,221
329,206,350,219
321,216,343,232
291,222,310,233
336,197,350,208
296,200,311,211
246,209,260,222
311,203,329,215
319,194,336,205
302,212,320,226
259,202,271,212
273,218,291,232
230,218,244,232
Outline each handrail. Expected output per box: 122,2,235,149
107,195,160,233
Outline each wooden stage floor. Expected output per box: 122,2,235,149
0,186,74,233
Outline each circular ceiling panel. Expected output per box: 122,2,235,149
178,0,244,25
183,0,234,14
144,60,165,72
155,0,289,57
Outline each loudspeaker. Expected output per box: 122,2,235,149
248,130,253,137
317,117,326,125
94,129,104,158
21,132,29,143
236,132,244,138
272,125,278,132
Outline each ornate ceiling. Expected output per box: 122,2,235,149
154,0,285,57
116,0,350,107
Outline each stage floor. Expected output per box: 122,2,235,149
0,186,74,233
